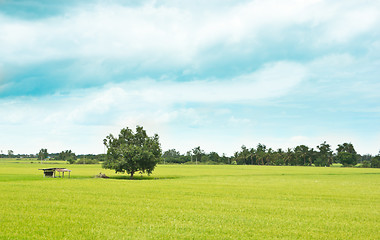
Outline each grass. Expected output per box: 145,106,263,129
0,160,379,239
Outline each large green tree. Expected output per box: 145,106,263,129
103,126,162,178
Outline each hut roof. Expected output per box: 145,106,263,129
39,168,71,172
56,168,71,172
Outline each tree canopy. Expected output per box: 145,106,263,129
103,126,162,178
38,148,48,160
58,150,77,164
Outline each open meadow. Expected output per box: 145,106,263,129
0,160,379,239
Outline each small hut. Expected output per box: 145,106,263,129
39,168,71,178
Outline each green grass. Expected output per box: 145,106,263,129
0,161,379,239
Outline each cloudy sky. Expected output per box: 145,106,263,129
1,0,380,155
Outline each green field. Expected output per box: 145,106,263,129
0,161,379,239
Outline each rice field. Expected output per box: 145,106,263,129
0,160,379,239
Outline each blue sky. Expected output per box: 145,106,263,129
1,0,380,155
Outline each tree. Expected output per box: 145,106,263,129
337,143,357,154
294,145,310,166
58,150,77,164
273,148,285,166
8,150,14,158
335,143,358,166
316,141,333,166
371,155,380,168
103,126,162,178
235,145,249,165
266,148,275,165
256,143,266,165
162,149,182,164
284,148,295,166
192,146,204,164
336,152,357,166
208,152,220,163
38,149,48,161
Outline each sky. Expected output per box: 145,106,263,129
0,0,380,156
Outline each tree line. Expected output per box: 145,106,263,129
1,141,379,168
0,149,106,164
163,142,380,168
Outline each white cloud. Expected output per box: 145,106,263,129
303,53,380,102
319,4,380,43
1,0,379,67
126,61,308,104
1,0,380,155
0,60,307,153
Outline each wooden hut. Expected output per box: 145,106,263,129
39,168,71,178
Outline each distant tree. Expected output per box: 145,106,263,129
284,148,295,166
162,149,182,164
58,150,77,164
294,145,310,166
272,148,284,166
248,148,256,165
8,150,14,158
266,148,276,165
361,160,371,168
335,152,357,166
256,143,267,165
371,155,380,168
335,143,358,166
179,151,192,163
358,154,372,163
235,145,250,165
316,141,333,166
192,146,204,164
337,143,357,154
38,149,48,161
208,152,220,163
103,126,161,178
220,153,230,164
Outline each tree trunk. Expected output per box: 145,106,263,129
130,172,134,179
